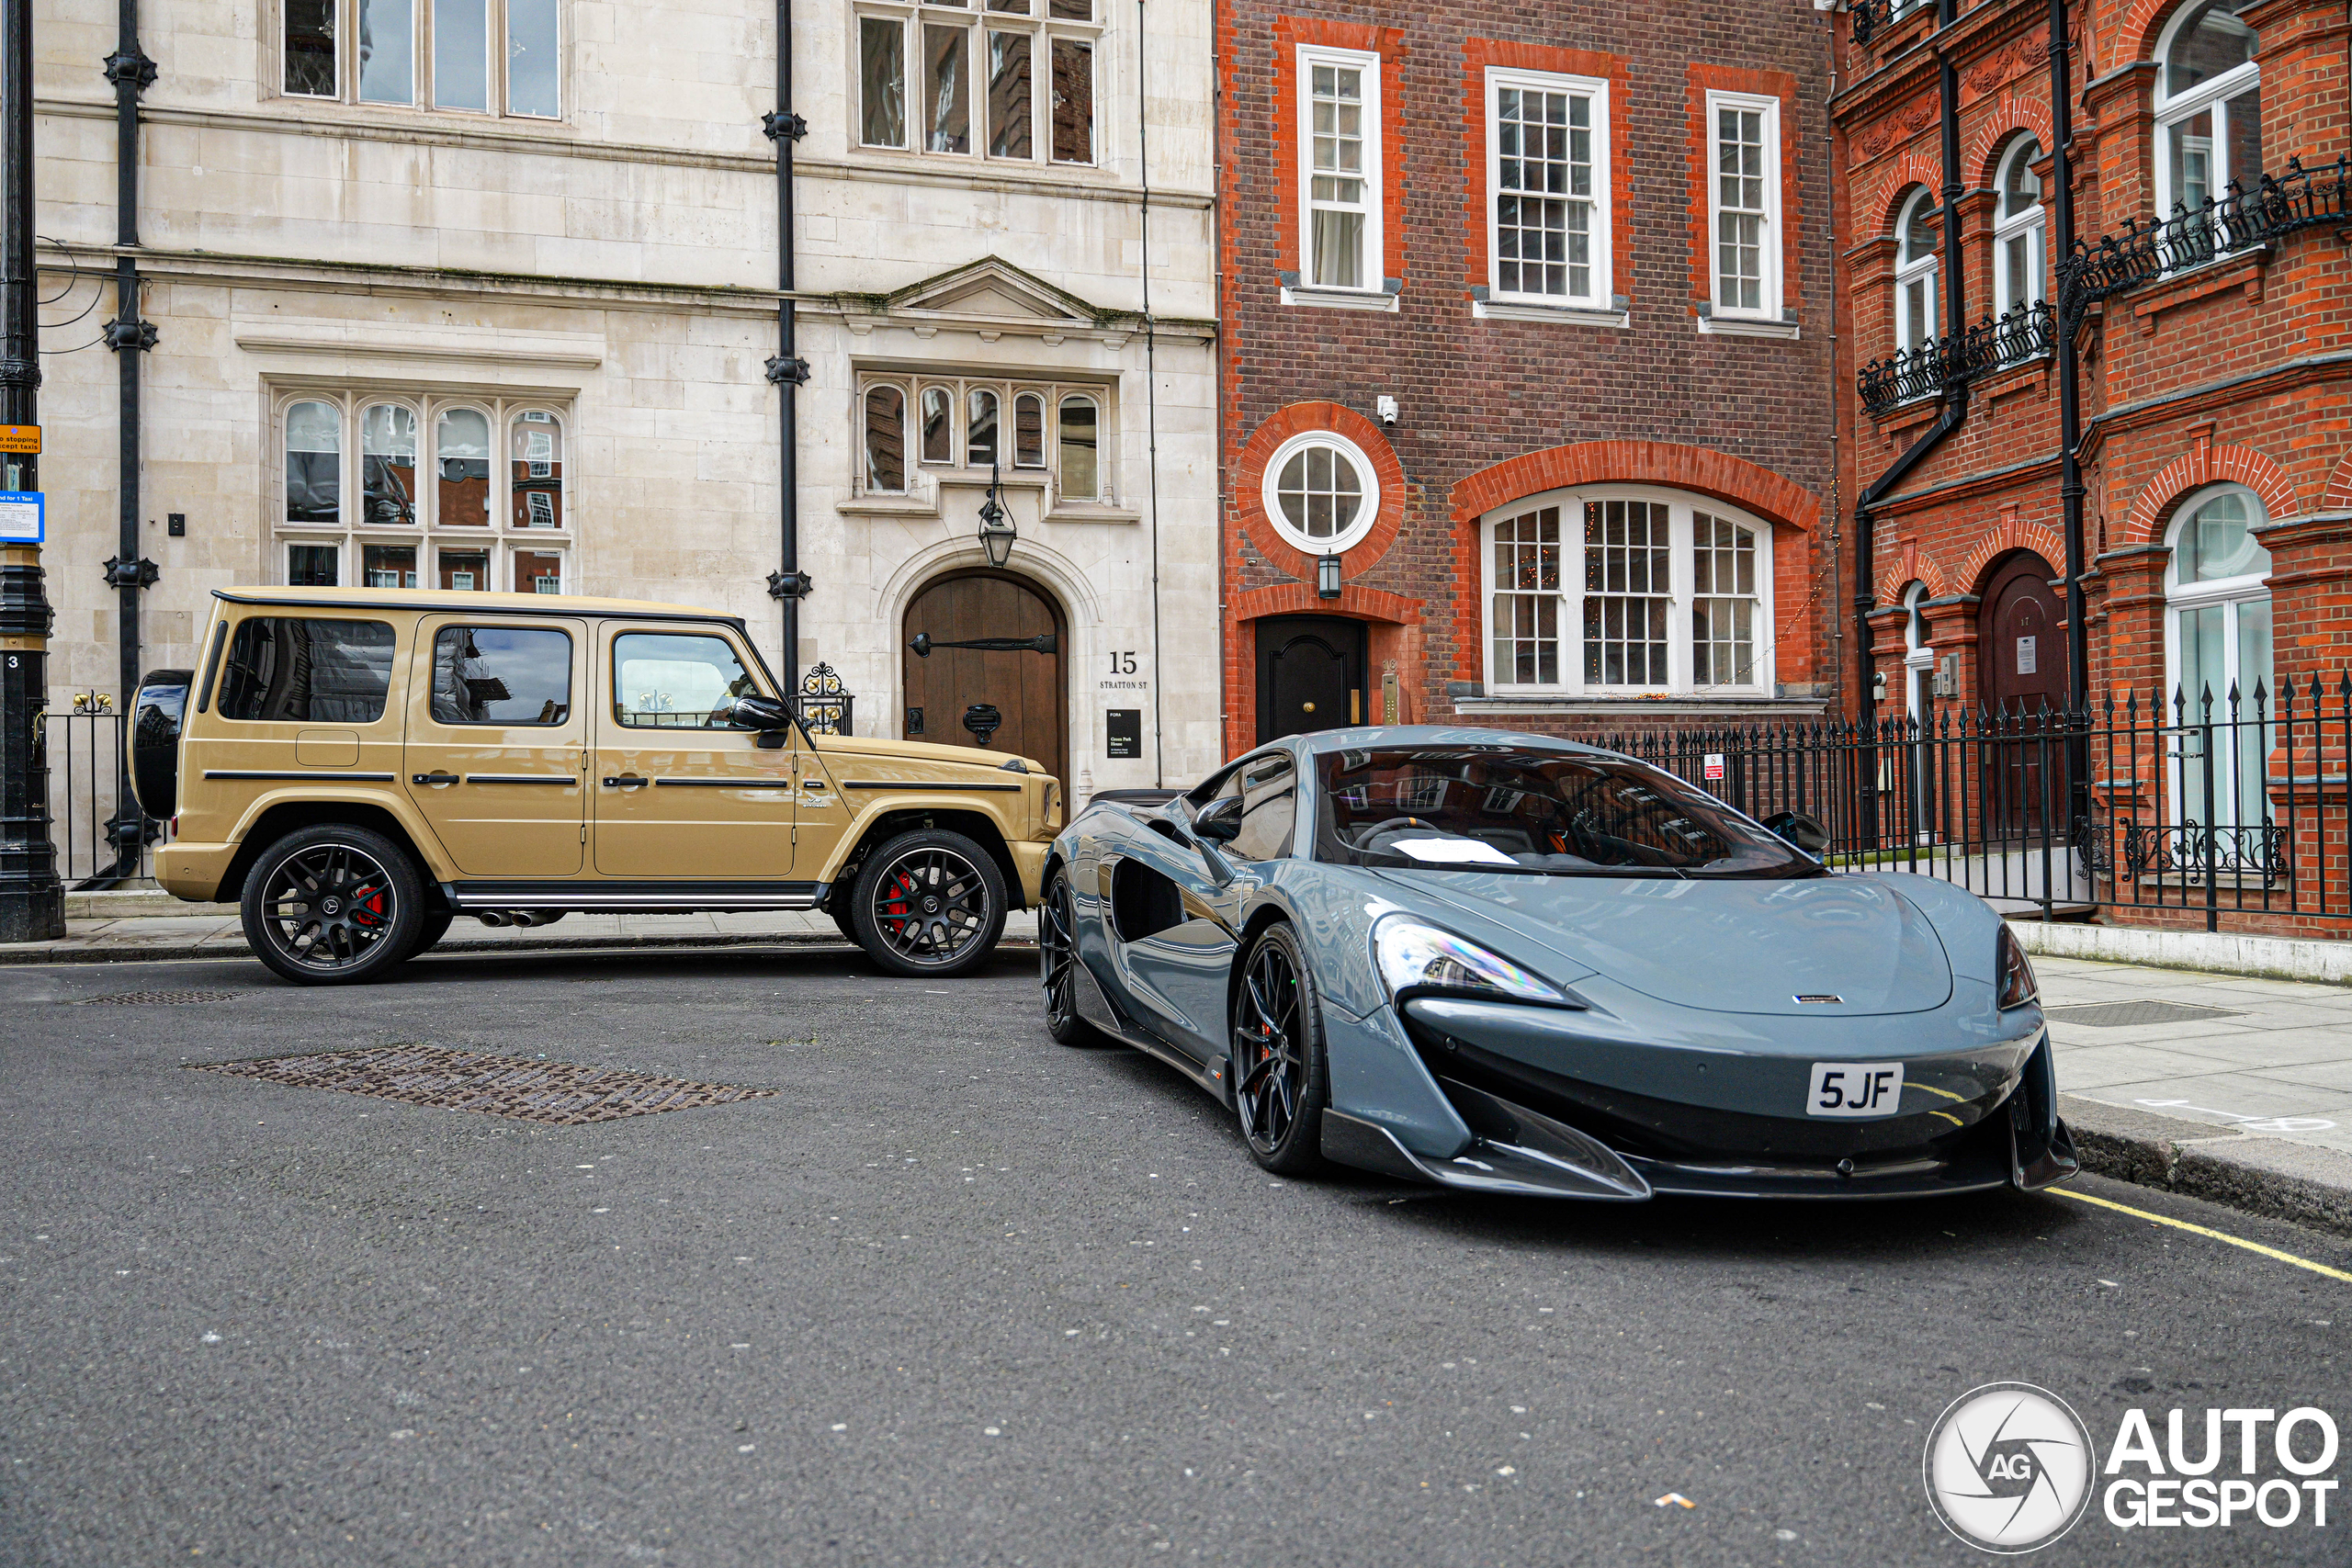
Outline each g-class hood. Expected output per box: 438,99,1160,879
1372,870,1954,1017
812,732,1046,775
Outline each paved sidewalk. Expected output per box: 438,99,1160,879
2041,953,2352,1156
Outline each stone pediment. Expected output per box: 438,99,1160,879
840,257,1113,339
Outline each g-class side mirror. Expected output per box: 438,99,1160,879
1761,810,1832,857
729,693,794,747
1193,795,1245,845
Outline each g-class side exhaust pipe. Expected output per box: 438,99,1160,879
474,909,567,929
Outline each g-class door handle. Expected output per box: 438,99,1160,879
603,774,649,789
412,771,460,786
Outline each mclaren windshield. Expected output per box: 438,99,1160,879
1313,746,1819,879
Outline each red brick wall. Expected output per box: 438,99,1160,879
1218,2,1841,761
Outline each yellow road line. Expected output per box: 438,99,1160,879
2050,1187,2352,1283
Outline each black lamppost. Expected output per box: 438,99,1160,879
0,0,62,941
977,458,1016,570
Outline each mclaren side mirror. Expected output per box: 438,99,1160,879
1761,810,1832,857
1193,795,1245,845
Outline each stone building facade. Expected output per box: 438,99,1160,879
33,0,1218,852
1833,0,2351,932
1214,1,1841,756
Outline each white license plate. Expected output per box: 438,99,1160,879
1806,1061,1905,1118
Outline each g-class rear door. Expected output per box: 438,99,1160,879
401,615,591,876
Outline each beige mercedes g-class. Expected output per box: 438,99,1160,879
129,587,1059,986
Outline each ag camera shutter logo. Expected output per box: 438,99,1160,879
1923,1382,2096,1552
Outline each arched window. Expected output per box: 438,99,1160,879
864,384,907,492
1994,139,2045,317
1902,581,1934,720
920,386,954,465
967,388,1000,468
360,403,418,525
1263,432,1376,555
1013,391,1046,468
285,400,341,524
1894,186,1939,355
1482,488,1772,694
2155,0,2259,222
1057,393,1099,501
509,409,563,529
2166,482,2274,829
434,406,492,526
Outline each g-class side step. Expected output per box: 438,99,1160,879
441,880,829,914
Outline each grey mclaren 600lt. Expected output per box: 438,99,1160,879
1035,727,2077,1201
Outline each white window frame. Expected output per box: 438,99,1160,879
1478,486,1774,698
854,0,1104,168
1894,186,1940,357
1704,88,1780,322
2152,1,2260,225
1260,430,1379,556
270,389,573,594
273,0,564,119
2162,481,2276,830
1294,43,1384,299
1993,137,2047,317
1902,581,1935,722
1484,66,1611,311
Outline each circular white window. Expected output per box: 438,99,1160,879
1261,432,1378,554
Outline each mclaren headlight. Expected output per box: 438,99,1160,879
1996,924,2040,1010
1372,915,1568,1006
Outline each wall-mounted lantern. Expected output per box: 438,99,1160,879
978,458,1016,569
1317,552,1342,599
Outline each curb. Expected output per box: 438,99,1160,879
0,931,1040,966
2061,1093,2352,1237
2011,920,2352,987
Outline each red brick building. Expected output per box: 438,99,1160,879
1215,4,1842,754
1833,0,2351,931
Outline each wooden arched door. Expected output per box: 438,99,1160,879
902,570,1068,783
1975,551,2067,837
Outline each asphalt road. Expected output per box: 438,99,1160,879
3,946,2346,1567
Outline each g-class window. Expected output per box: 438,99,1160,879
612,632,759,728
430,626,572,726
216,616,397,724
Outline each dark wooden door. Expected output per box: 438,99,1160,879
1256,615,1365,744
1975,552,2067,837
902,571,1067,783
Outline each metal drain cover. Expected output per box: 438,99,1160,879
188,1045,777,1124
2041,999,2243,1029
83,990,249,1005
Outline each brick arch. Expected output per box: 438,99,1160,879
1959,517,2071,592
1232,400,1409,581
1868,154,1943,238
2120,442,2301,545
1447,441,1820,684
2321,446,2352,509
1965,103,2056,191
1875,551,1953,606
2119,0,2201,68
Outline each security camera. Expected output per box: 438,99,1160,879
1376,395,1398,427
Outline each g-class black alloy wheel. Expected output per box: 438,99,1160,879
849,828,1008,978
239,824,427,986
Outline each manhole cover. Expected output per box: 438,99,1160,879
187,1045,777,1124
2041,999,2244,1029
83,990,248,1005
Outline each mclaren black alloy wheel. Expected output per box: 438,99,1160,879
238,824,427,987
1231,923,1329,1176
1039,869,1104,1045
849,828,1008,978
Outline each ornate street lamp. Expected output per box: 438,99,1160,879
978,457,1016,569
1317,552,1342,599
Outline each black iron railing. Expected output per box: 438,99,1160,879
45,697,154,887
1857,301,2053,417
1588,674,2352,931
1849,0,1925,45
796,662,854,736
2054,156,2352,319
